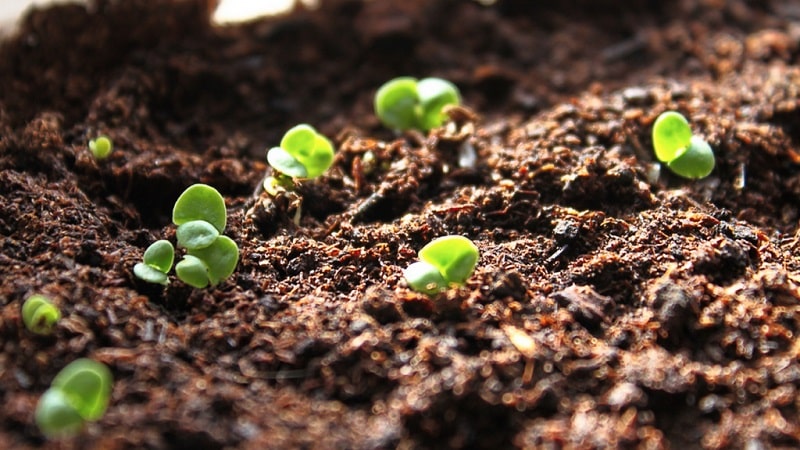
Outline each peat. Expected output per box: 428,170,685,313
2,0,800,448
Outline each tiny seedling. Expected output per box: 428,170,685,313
652,111,715,179
88,136,113,160
35,358,113,438
403,235,479,295
134,184,239,288
133,240,175,285
21,294,61,335
267,124,335,179
375,77,461,131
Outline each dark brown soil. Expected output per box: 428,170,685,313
2,0,800,448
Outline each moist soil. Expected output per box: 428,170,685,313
2,0,800,448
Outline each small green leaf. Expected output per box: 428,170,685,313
280,124,317,159
416,77,461,131
175,255,210,288
142,240,174,273
50,359,113,422
176,220,219,250
267,147,308,178
418,235,479,284
652,111,692,163
88,136,113,160
188,235,239,285
403,261,448,295
172,184,227,233
21,294,60,335
35,389,85,438
666,135,715,179
301,134,335,178
133,263,169,285
374,77,420,131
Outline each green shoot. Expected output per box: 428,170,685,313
172,184,227,233
88,136,113,160
133,240,174,285
375,77,461,131
35,359,113,438
267,124,335,179
404,235,479,295
652,111,715,179
21,294,61,335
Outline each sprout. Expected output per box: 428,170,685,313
35,359,113,438
374,76,461,131
652,111,715,179
88,136,113,160
134,184,239,288
403,235,479,295
133,240,174,285
267,124,335,179
21,294,61,335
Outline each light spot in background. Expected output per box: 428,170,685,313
212,0,320,24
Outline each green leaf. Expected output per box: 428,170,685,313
142,239,174,273
88,136,113,160
267,147,308,178
21,294,60,335
35,389,85,438
666,135,715,179
416,77,461,130
50,359,113,422
403,261,448,295
418,235,479,284
188,235,239,285
652,111,692,163
300,134,334,178
176,220,219,250
133,263,169,285
172,184,227,233
280,124,317,159
374,77,420,131
175,255,210,288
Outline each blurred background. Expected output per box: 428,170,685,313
0,0,297,30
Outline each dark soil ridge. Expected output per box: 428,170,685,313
2,0,800,448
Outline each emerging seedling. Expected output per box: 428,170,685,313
375,77,461,131
652,111,715,179
35,358,113,438
21,294,61,335
88,136,113,160
403,235,479,295
134,184,239,288
133,240,175,286
267,124,335,179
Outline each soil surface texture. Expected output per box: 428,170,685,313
3,0,800,448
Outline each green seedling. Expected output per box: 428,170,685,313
88,136,113,160
172,184,227,233
21,294,61,335
375,76,461,131
652,111,715,179
35,358,113,438
267,124,335,179
176,236,239,288
133,240,175,285
403,235,479,295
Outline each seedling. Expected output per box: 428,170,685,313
403,235,479,295
133,240,174,285
21,294,61,335
375,77,461,131
88,136,113,160
652,111,715,179
35,358,113,438
134,184,239,288
267,124,335,179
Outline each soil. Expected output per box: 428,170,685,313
2,0,800,448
